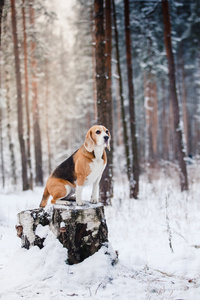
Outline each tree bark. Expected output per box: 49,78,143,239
162,0,188,191
94,0,113,205
29,0,43,186
161,78,169,161
124,0,139,199
5,67,17,185
16,203,111,265
45,58,51,174
0,0,4,187
100,0,113,205
22,0,33,189
0,0,4,46
0,108,5,188
151,80,158,161
94,0,106,125
91,6,98,123
179,42,189,155
11,0,28,190
143,71,152,166
112,0,131,181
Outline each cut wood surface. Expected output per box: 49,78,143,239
16,201,109,264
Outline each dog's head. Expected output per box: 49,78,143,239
84,125,111,152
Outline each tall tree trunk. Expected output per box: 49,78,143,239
94,0,106,124
100,0,113,204
116,88,123,146
143,70,156,182
162,0,188,191
91,6,98,123
161,78,169,161
5,68,17,185
29,0,43,186
151,79,158,162
169,98,175,161
94,0,113,205
194,119,200,156
0,108,5,188
124,0,139,199
143,71,152,167
0,0,4,46
195,50,200,155
45,58,51,175
22,0,33,189
0,0,4,187
112,0,131,180
11,0,28,190
179,42,189,155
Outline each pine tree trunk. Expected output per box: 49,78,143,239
45,58,51,174
151,79,158,162
94,0,113,205
11,0,28,191
0,0,4,187
195,50,200,155
91,6,98,123
22,0,33,189
169,99,175,161
124,0,139,199
161,79,169,161
143,71,154,182
100,0,113,205
116,88,123,146
0,108,5,188
29,0,43,186
162,0,188,191
194,119,200,156
179,42,189,155
94,0,106,124
112,0,131,180
0,0,4,46
5,68,17,185
144,71,151,164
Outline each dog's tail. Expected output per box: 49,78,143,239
39,186,50,207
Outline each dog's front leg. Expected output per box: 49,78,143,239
90,176,101,204
76,185,85,206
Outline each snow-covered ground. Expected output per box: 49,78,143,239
0,165,200,299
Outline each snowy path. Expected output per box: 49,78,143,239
0,172,200,299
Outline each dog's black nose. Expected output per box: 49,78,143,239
104,136,109,142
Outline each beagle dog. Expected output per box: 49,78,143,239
39,125,111,207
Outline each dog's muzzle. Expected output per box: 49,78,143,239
104,136,109,146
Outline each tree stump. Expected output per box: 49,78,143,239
16,202,109,264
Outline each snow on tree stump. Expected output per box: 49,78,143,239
16,202,109,264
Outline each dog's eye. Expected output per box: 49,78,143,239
106,130,109,134
96,130,101,134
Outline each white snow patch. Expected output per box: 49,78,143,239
0,166,200,299
60,222,66,228
35,224,50,239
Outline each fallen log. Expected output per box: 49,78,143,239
16,201,110,264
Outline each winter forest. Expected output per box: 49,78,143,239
0,0,200,299
0,0,199,196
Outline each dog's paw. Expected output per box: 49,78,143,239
76,200,85,206
90,198,98,204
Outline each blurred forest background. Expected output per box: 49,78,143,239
0,0,199,204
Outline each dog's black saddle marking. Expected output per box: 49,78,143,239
52,151,78,184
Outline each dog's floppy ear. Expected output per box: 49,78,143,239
84,129,95,152
105,127,111,151
107,137,111,151
107,132,111,151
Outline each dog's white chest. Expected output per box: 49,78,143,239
85,158,105,186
